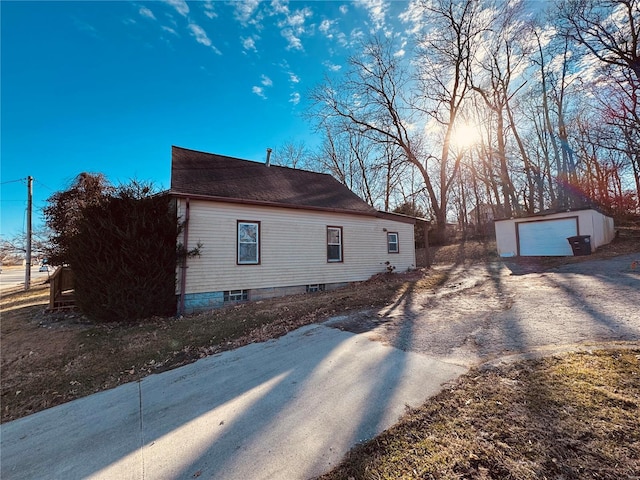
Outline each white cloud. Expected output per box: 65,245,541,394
73,17,99,36
281,28,303,50
355,0,388,31
162,25,178,36
235,0,261,25
188,23,211,46
252,86,267,99
271,0,290,15
399,0,424,35
188,23,222,54
285,7,312,29
289,92,301,105
323,61,342,72
319,19,334,37
279,60,300,85
162,0,189,17
339,5,349,14
350,28,365,43
242,36,257,52
394,39,407,57
275,6,312,50
139,6,156,20
203,0,217,19
261,74,273,87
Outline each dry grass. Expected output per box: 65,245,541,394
318,349,640,480
431,239,499,264
0,268,446,423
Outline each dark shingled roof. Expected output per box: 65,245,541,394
170,146,378,215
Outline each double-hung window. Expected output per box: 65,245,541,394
327,226,343,262
237,221,260,264
387,232,399,253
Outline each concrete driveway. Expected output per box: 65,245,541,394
0,324,465,480
330,252,640,367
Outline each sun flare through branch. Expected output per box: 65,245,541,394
450,123,481,150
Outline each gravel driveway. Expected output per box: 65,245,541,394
326,253,640,367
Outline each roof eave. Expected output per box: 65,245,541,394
169,190,380,218
376,210,430,225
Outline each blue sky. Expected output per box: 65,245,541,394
1,0,409,238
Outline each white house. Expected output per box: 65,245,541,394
468,203,504,226
495,208,615,257
170,146,417,314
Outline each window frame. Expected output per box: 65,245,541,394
387,232,399,254
237,220,261,265
224,290,248,302
327,226,343,263
306,284,326,293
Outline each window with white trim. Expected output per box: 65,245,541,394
387,232,399,253
327,226,343,262
306,284,325,293
237,221,260,264
224,290,248,302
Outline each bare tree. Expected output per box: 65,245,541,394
309,0,483,242
559,0,640,82
272,140,310,169
470,0,535,216
308,36,433,216
558,0,640,203
1,229,51,263
412,0,484,240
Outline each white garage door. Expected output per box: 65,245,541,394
517,218,577,256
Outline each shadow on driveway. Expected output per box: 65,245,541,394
1,324,465,480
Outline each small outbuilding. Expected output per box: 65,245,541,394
495,208,615,257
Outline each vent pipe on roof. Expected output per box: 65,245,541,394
266,148,272,167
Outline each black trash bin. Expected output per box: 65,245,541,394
567,235,592,256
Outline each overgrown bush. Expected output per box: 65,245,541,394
43,172,114,265
68,183,178,322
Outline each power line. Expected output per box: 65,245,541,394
33,178,55,191
1,178,27,186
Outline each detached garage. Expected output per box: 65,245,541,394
495,209,615,257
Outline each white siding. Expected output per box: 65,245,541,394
495,220,518,257
495,209,615,257
177,199,415,295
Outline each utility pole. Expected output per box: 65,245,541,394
25,176,33,291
